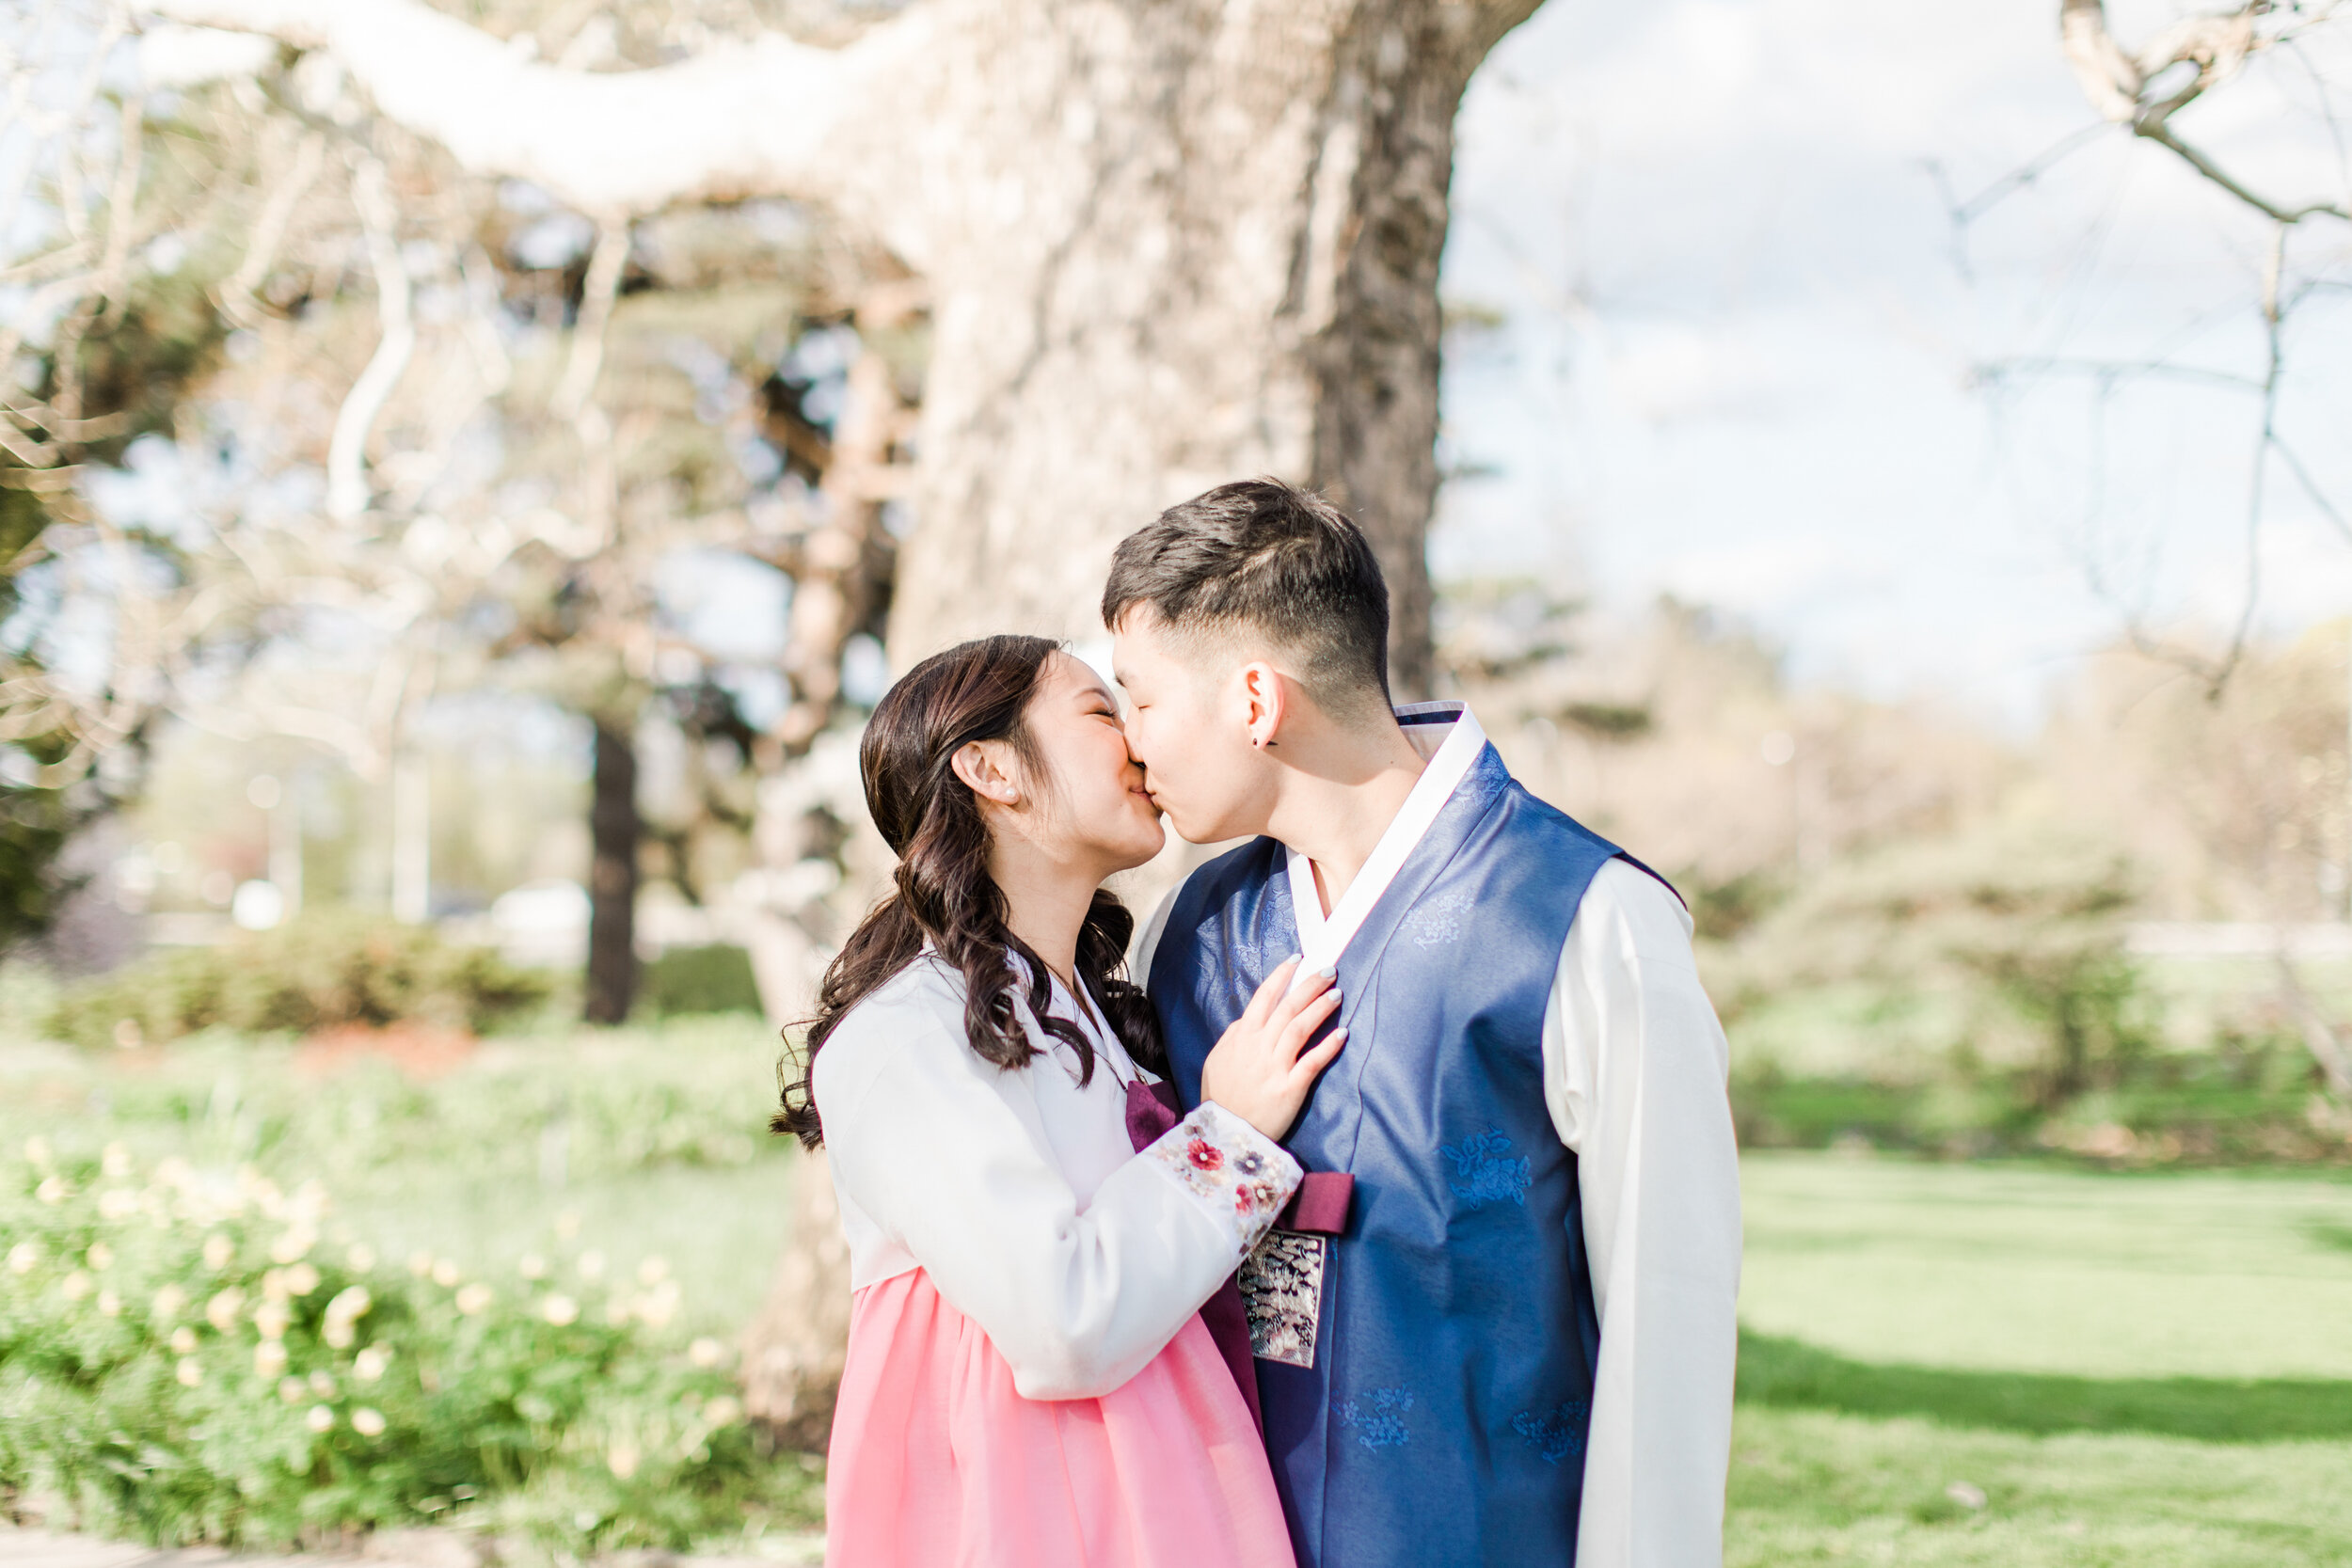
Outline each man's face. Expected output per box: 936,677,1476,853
1109,609,1272,844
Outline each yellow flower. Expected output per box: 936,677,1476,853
326,1284,372,1323
407,1250,433,1277
97,1289,122,1317
253,1300,293,1340
636,1256,670,1286
278,1375,307,1404
254,1339,288,1377
285,1262,321,1296
169,1326,199,1354
634,1278,682,1329
431,1259,462,1288
354,1344,390,1383
517,1253,548,1280
97,1189,139,1221
575,1248,606,1281
351,1407,386,1437
309,1370,336,1397
305,1403,335,1433
540,1293,580,1326
101,1142,133,1179
202,1233,234,1271
205,1286,246,1334
175,1357,202,1387
35,1175,70,1204
687,1337,724,1369
7,1241,38,1275
60,1271,91,1302
607,1438,641,1480
24,1134,51,1166
269,1227,315,1265
152,1282,188,1320
85,1242,114,1271
453,1282,493,1316
703,1395,742,1427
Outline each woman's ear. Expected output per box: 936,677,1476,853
950,738,1023,807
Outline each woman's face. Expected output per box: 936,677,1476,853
1012,652,1167,876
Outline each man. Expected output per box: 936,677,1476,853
1106,479,1741,1568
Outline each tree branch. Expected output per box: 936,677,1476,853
325,156,413,522
137,0,931,229
2060,0,2351,226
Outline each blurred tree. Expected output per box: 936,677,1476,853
139,0,1549,698
16,0,1553,1448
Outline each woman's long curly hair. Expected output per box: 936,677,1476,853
773,634,1163,1148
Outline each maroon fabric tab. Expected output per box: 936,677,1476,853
1279,1171,1354,1235
1124,1078,1261,1433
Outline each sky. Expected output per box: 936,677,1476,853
1437,0,2352,721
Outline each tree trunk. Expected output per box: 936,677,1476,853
739,1147,854,1449
585,717,640,1025
882,0,1538,699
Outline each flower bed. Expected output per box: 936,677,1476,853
0,1139,811,1551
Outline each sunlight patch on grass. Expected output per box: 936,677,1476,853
1729,1407,2352,1568
1739,1153,2352,1380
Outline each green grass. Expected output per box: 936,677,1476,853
1731,1153,2352,1565
12,1031,2352,1563
1729,1408,2352,1566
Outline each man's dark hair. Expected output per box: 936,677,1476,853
1101,478,1391,715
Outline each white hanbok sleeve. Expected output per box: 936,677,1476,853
817,979,1301,1402
1542,858,1742,1568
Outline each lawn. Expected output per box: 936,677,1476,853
8,1029,2352,1563
1730,1152,2352,1565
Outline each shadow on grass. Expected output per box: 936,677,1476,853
1737,1330,2352,1442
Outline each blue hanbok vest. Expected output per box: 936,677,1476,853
1150,741,1627,1568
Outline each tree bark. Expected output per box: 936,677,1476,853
878,0,1538,696
739,1147,854,1449
585,717,640,1025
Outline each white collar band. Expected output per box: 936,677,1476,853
1285,703,1487,974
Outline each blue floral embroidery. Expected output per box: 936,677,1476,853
1334,1386,1415,1450
1441,1129,1532,1209
1408,891,1475,948
1512,1401,1589,1465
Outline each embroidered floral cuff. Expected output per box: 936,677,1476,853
1142,1101,1304,1258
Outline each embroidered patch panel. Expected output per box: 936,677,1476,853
1238,1229,1324,1369
1440,1128,1533,1209
1407,890,1475,947
1511,1401,1590,1465
1145,1107,1290,1246
1333,1386,1415,1451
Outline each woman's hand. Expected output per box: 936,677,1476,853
1200,958,1346,1143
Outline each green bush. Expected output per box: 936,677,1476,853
637,946,764,1020
44,915,548,1049
0,1140,809,1550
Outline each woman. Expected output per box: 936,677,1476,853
776,634,1343,1568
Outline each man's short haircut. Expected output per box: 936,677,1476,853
1101,478,1391,716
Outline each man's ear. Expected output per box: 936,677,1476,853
949,739,1023,806
1240,660,1289,751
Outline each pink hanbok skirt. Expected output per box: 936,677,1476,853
823,1267,1296,1568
